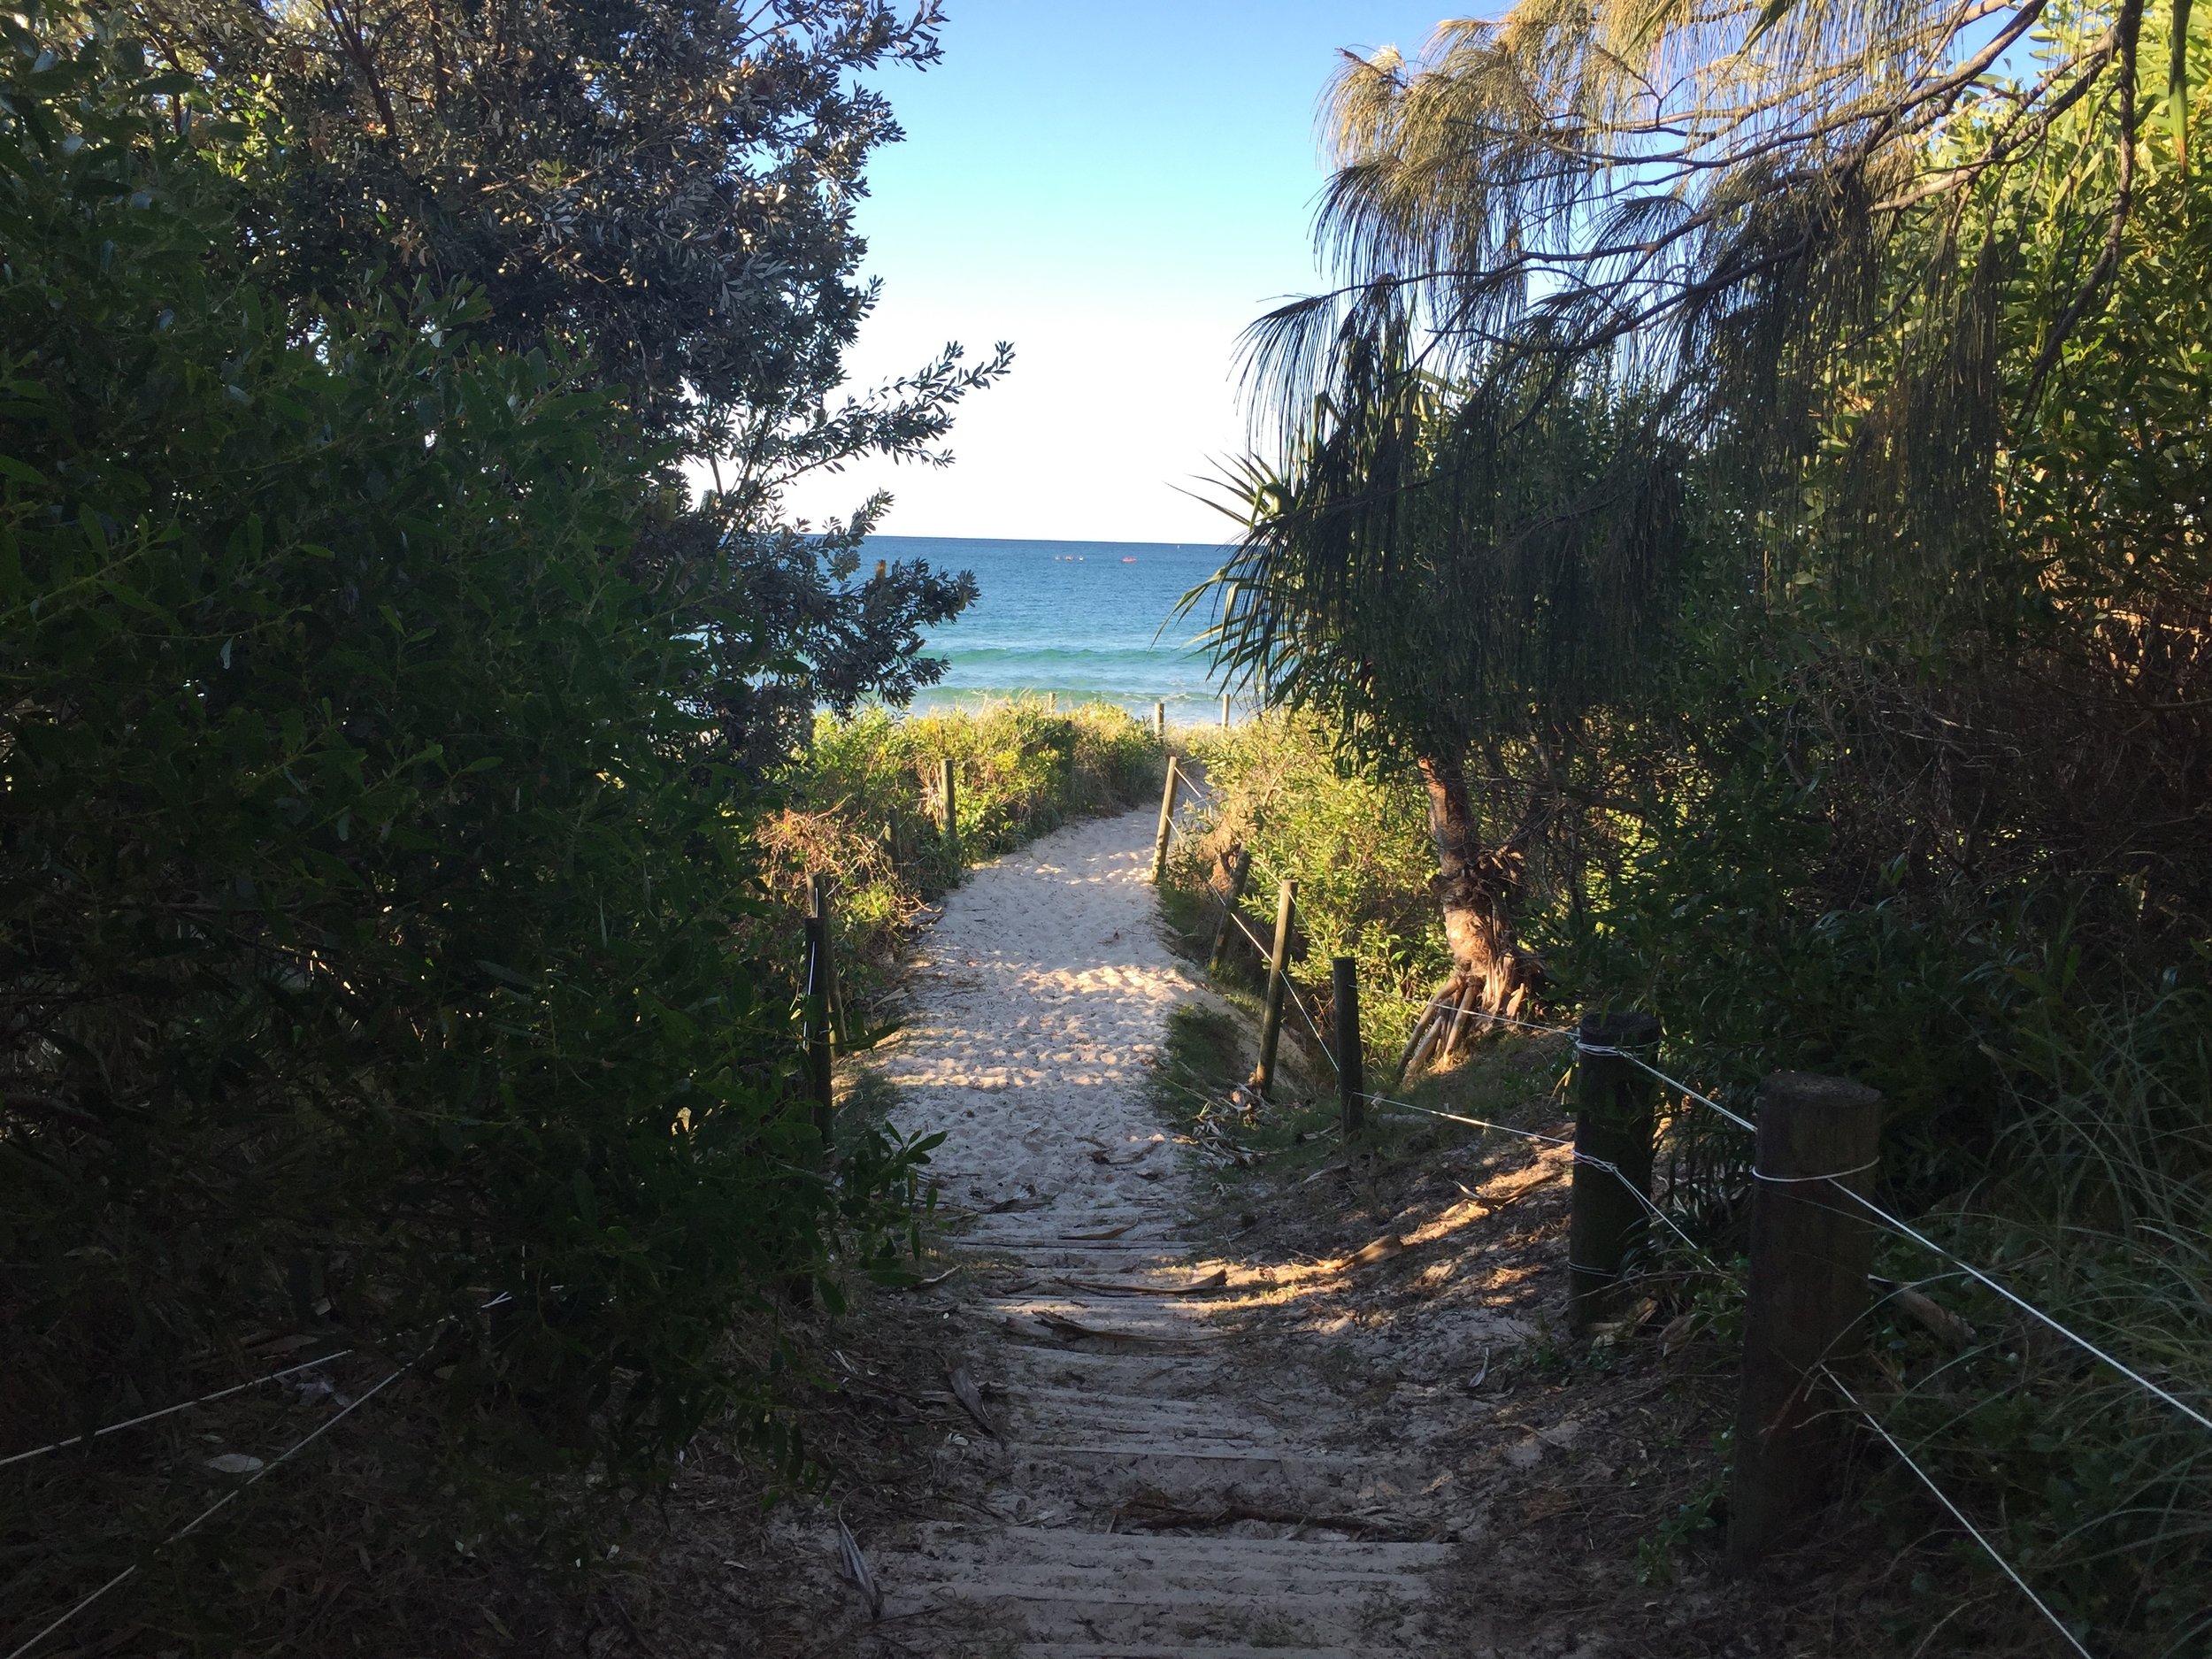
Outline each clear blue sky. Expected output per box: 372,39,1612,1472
776,3,1468,543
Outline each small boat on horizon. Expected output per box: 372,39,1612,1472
1122,556,1137,563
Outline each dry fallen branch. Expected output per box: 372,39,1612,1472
1111,1488,1414,1540
1055,1269,1229,1298
1028,1312,1176,1346
1079,1135,1164,1167
943,1364,1002,1442
833,1512,884,1620
1062,1222,1136,1241
1877,1279,1978,1348
1343,1234,1409,1267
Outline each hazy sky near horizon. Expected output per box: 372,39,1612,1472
773,3,1462,545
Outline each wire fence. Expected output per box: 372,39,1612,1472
0,1348,358,1472
1153,757,2206,1654
2,1363,413,1659
0,1287,529,1658
1168,816,1343,1077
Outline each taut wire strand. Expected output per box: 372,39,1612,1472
1577,1042,1758,1132
1358,1093,1731,1275
1572,1151,1734,1275
1383,990,1578,1041
1821,1366,2098,1659
1831,1185,2212,1436
1753,1157,1881,1185
1357,1090,1574,1146
2,1364,411,1659
0,1350,357,1471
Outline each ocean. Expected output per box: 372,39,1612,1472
864,535,1241,723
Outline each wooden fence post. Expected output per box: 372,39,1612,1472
1568,1010,1663,1330
1207,846,1252,974
1048,691,1056,712
1221,692,1231,727
1333,956,1364,1138
939,757,958,864
1251,879,1296,1099
1154,700,1166,740
1727,1071,1885,1569
1149,757,1180,883
807,872,850,1049
803,915,835,1171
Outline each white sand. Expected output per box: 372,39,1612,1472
875,804,1200,1231
862,805,1454,1653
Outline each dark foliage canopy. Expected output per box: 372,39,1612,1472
0,31,958,1646
112,0,1010,759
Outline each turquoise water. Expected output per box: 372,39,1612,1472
867,535,1242,723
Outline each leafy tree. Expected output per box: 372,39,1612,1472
0,35,928,1619
117,0,1010,760
1216,0,2209,1023
1260,0,2187,446
1203,4,2212,1647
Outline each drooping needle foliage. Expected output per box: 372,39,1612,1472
1199,1,2210,1645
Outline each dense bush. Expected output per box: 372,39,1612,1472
1190,12,2212,1640
0,33,931,1635
1168,714,1444,1065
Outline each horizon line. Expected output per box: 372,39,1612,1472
860,532,1234,549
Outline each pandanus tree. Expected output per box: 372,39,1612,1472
1269,0,2189,434
1246,0,2201,639
1195,312,1685,1056
1212,0,2205,1054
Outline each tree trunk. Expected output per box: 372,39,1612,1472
1402,746,1532,1068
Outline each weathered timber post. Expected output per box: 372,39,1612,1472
803,915,835,1171
939,757,958,864
1251,879,1297,1099
1568,1010,1663,1330
1153,700,1166,740
1207,846,1253,975
1333,957,1364,1139
1727,1071,1885,1570
1048,691,1056,712
807,872,851,1050
1149,756,1180,883
1221,692,1231,727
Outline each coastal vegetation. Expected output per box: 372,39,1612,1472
764,699,1162,1005
6,0,2206,1646
0,7,1078,1649
1176,0,2212,1649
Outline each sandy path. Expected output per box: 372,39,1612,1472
865,806,1448,1658
875,806,1198,1227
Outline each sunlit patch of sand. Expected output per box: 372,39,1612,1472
879,807,1206,1222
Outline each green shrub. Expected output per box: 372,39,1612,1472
0,33,928,1631
1168,712,1447,1070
